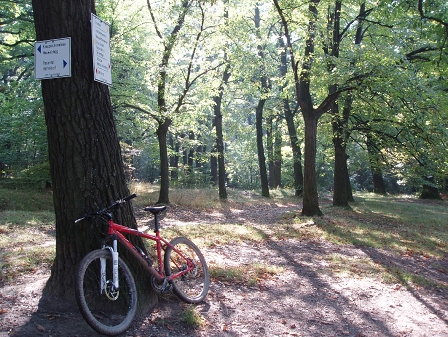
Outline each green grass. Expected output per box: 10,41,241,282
0,209,55,282
1,185,447,290
0,186,54,211
210,262,283,287
180,305,205,328
313,194,448,258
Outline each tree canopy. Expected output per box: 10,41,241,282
1,0,447,209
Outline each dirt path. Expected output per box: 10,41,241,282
1,201,447,337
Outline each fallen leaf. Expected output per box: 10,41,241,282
37,325,45,332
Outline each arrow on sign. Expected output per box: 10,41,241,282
37,45,42,53
63,60,68,68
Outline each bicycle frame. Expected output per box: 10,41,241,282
105,219,196,286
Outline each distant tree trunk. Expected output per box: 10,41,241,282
255,5,270,198
332,95,354,205
212,63,230,199
267,116,282,189
169,134,179,180
210,152,217,184
420,175,442,199
32,0,154,307
256,100,270,197
156,119,171,204
210,0,230,199
285,106,304,196
366,133,387,195
278,33,303,196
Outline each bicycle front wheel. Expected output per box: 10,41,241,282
75,249,137,336
164,237,210,304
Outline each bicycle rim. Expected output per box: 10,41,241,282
164,237,210,304
75,249,137,336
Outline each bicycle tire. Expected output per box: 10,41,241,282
164,237,210,304
75,249,137,336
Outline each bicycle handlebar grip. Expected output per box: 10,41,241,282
123,193,137,201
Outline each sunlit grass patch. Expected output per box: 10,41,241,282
381,265,446,289
321,253,384,278
165,223,267,248
180,305,206,329
313,196,448,258
210,262,283,286
1,245,55,282
0,210,55,283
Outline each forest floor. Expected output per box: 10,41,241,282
1,196,448,337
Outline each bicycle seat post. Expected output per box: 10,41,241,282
153,213,160,232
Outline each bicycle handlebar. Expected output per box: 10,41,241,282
75,193,137,223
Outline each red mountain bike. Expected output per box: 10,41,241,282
74,194,210,336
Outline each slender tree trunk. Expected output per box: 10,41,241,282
255,5,270,198
212,62,230,199
157,119,171,204
256,100,270,197
210,0,230,199
267,117,282,188
285,106,304,196
366,133,386,195
278,32,303,195
32,0,154,307
169,134,179,180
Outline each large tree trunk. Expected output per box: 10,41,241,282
32,0,154,306
302,112,322,215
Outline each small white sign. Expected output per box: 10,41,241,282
34,37,71,79
91,14,112,86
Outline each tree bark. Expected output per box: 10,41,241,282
302,112,322,215
32,0,154,306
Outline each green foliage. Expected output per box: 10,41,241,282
0,0,447,196
0,186,54,211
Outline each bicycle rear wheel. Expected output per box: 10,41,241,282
164,237,210,303
75,249,137,336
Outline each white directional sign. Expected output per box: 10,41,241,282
34,38,71,79
91,14,112,86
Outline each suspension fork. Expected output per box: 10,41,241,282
100,234,119,292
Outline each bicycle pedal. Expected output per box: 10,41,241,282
161,278,173,293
